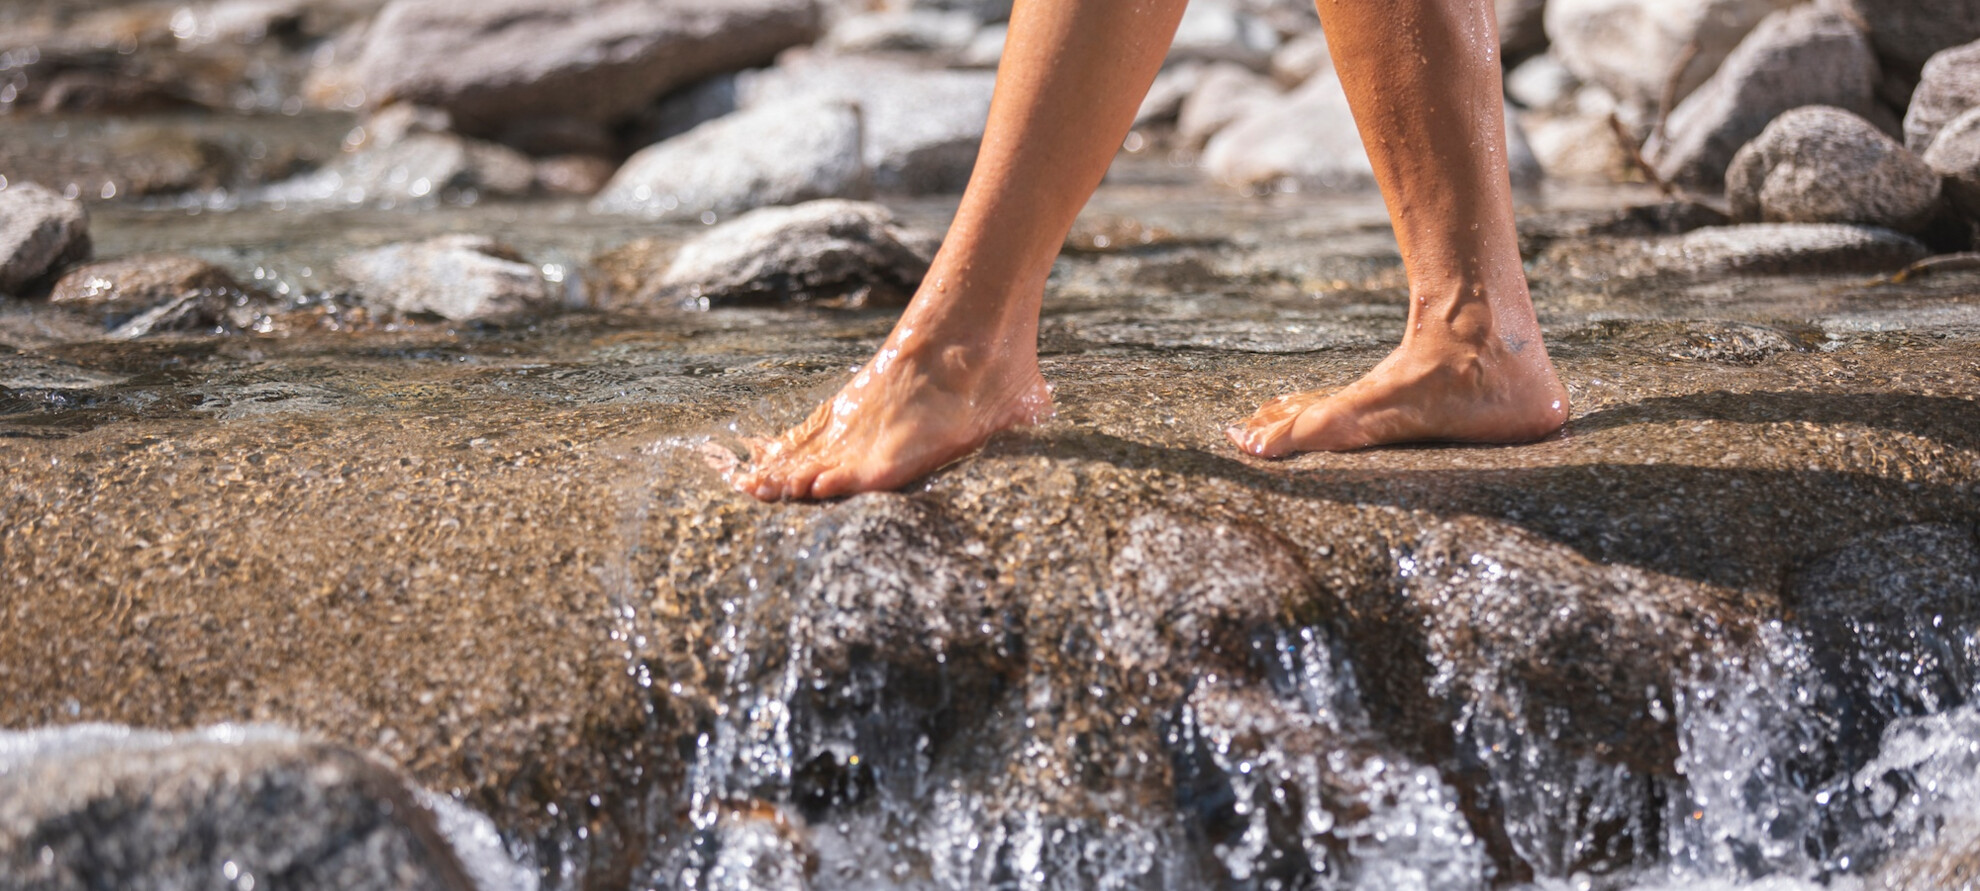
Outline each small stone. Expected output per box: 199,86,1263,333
534,155,617,197
1267,29,1332,87
1926,106,1980,220
1650,5,1883,189
738,55,997,194
267,132,538,205
821,10,979,54
1521,112,1630,183
1543,0,1797,116
653,199,939,309
1176,63,1281,149
345,0,821,135
1203,70,1374,192
1905,39,1980,154
1726,106,1940,231
49,254,271,337
0,183,91,296
1506,53,1580,113
337,235,554,321
955,24,1008,68
1135,62,1208,128
1167,0,1280,71
593,98,867,219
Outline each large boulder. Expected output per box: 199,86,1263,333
1203,70,1374,192
0,183,90,296
593,98,866,220
648,199,939,308
1905,39,1980,154
1838,0,1980,79
737,55,997,194
345,0,821,135
1650,5,1882,189
0,726,477,891
1726,106,1941,231
336,235,556,321
1543,0,1796,117
1925,106,1980,221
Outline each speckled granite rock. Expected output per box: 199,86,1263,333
650,199,938,309
1906,39,1980,153
1543,0,1796,115
1651,5,1882,188
1926,106,1980,220
1727,106,1940,230
592,99,868,220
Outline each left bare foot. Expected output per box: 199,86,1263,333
1225,323,1569,458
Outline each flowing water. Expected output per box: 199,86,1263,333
5,113,1980,890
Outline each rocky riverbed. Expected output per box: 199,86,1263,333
5,1,1980,890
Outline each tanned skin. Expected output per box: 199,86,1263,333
734,0,1570,502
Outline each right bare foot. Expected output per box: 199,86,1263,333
732,338,1052,502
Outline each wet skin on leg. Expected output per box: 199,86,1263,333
734,0,1189,501
1224,0,1569,456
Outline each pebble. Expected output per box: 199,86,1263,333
336,235,554,321
654,199,939,309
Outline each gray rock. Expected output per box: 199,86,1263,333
1650,5,1882,189
1176,63,1281,149
631,74,740,148
1521,112,1629,183
1726,106,1940,231
0,184,91,297
821,9,979,54
0,725,476,891
594,98,867,219
1905,39,1980,153
1168,0,1280,71
880,0,1011,25
738,55,996,194
337,235,554,321
346,0,820,134
1543,0,1796,116
1839,0,1980,78
1575,223,1930,278
955,23,1007,68
1926,105,1980,220
655,199,938,308
1499,0,1550,64
1135,62,1208,127
1267,29,1331,87
1506,53,1580,112
49,253,274,337
1203,70,1374,192
268,132,537,205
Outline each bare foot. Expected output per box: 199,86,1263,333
1225,330,1570,458
733,339,1052,501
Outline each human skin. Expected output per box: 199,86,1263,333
733,0,1570,502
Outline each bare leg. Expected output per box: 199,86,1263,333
1225,0,1570,457
734,0,1187,501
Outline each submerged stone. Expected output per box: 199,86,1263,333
0,726,477,891
652,200,938,309
337,234,554,321
49,253,273,337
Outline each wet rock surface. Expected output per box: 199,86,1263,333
336,234,554,321
0,184,91,296
3,173,1979,890
49,252,275,337
649,200,938,309
0,726,478,891
1727,106,1941,230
